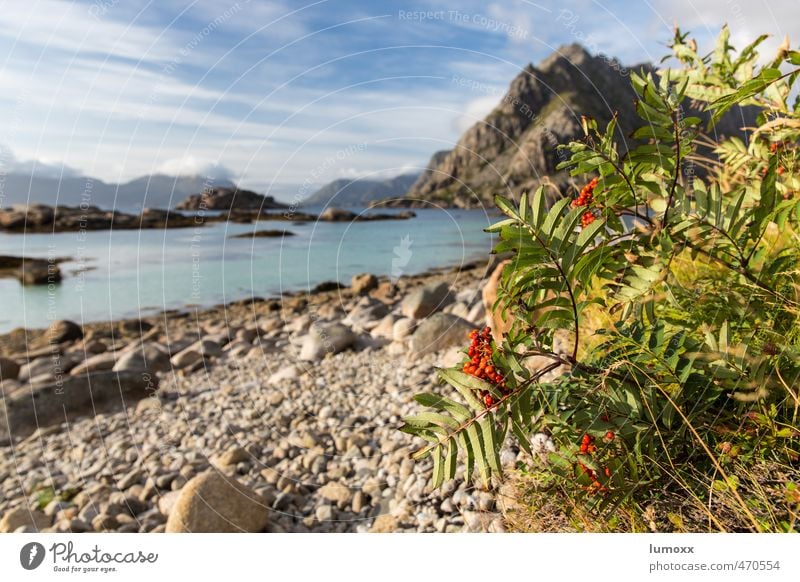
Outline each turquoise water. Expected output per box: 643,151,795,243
0,208,497,332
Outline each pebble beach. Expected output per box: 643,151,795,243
0,261,530,533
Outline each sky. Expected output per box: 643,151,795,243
0,0,798,200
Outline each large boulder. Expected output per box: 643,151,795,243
17,354,80,383
45,320,84,344
113,342,171,374
0,371,158,443
170,339,221,369
299,323,356,361
165,470,269,533
370,314,399,340
392,317,417,341
401,281,452,319
69,352,118,376
408,313,473,357
16,259,62,285
344,300,389,332
0,508,51,533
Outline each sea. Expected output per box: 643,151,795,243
0,207,498,333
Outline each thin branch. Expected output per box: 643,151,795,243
661,110,682,228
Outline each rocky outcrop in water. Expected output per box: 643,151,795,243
0,255,63,285
0,204,198,233
176,187,288,211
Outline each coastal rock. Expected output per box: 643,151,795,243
344,301,389,331
0,371,158,442
0,357,20,381
408,313,473,356
370,281,398,304
370,514,399,533
351,273,378,294
370,314,399,339
170,340,221,368
69,352,117,376
311,281,345,293
318,208,356,222
82,340,108,354
175,187,287,211
45,320,84,344
113,342,171,374
448,301,470,320
0,507,51,533
267,364,299,385
467,301,485,324
13,260,62,285
18,357,63,383
299,323,356,361
401,282,452,319
157,491,181,517
165,470,269,533
230,229,294,238
317,482,352,506
392,318,416,341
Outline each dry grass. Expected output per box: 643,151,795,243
501,459,800,533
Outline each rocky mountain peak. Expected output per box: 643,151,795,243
401,44,640,208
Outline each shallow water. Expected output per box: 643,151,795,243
0,208,497,332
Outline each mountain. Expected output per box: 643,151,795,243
302,173,419,207
0,173,236,211
397,44,753,208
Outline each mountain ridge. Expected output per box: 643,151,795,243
302,173,419,207
392,43,754,208
0,172,237,211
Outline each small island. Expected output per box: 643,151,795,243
229,230,295,239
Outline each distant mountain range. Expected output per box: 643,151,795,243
302,173,419,207
0,173,236,211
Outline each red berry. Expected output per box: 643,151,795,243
605,431,615,441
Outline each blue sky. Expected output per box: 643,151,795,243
0,0,797,200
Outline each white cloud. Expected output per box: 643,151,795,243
652,0,800,61
0,0,177,62
0,146,83,178
454,95,502,133
156,156,233,179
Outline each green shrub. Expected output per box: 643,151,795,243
401,27,800,532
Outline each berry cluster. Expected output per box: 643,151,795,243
576,432,616,495
571,176,598,208
463,327,507,408
571,177,599,228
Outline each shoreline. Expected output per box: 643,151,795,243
0,255,489,343
0,204,417,235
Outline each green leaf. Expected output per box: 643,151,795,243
437,368,487,411
414,393,472,422
444,437,458,480
432,446,444,489
466,423,490,488
404,412,460,430
479,416,502,476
